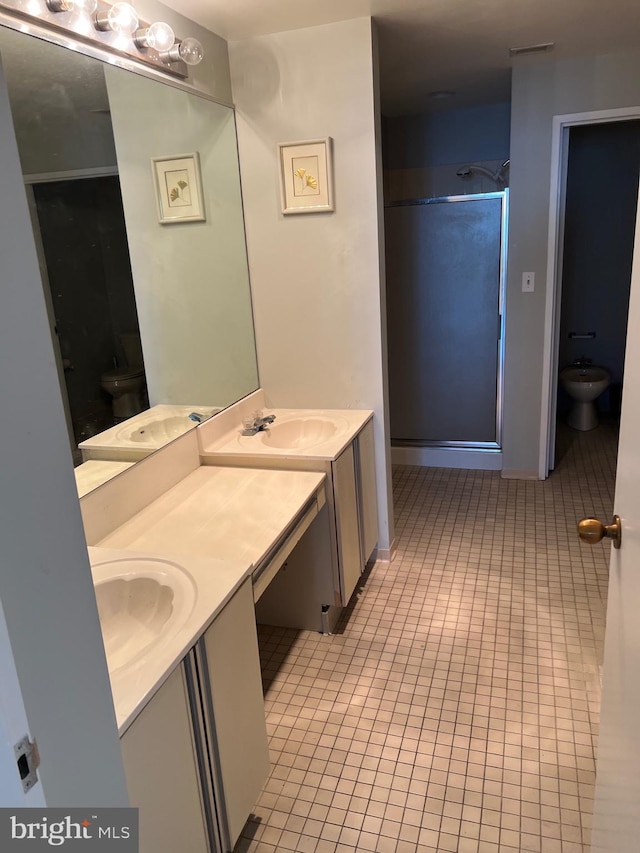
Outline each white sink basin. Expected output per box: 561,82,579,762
249,416,346,449
92,557,197,675
122,416,200,445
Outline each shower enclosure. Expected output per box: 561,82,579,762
385,191,507,450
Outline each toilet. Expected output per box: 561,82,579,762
560,365,610,431
101,332,146,419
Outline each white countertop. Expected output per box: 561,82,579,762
92,466,326,733
198,407,373,462
98,466,325,565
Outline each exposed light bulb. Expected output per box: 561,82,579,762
177,37,203,65
94,2,138,35
46,0,72,11
162,36,203,66
134,21,174,51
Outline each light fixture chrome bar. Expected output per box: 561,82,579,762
0,5,232,108
0,0,192,78
45,0,73,12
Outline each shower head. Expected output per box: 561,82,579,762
456,161,510,186
498,159,510,180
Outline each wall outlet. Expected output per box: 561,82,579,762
522,272,535,292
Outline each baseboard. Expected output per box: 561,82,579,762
391,446,502,471
500,468,540,480
373,537,397,563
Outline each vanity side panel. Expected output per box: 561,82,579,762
333,444,363,605
200,578,269,849
357,419,379,563
120,664,209,853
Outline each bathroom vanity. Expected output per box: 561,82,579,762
117,576,269,853
0,7,388,835
198,403,378,632
78,395,380,852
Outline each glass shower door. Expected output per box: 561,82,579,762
385,192,507,448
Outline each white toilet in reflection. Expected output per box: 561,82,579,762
560,363,610,431
101,332,146,419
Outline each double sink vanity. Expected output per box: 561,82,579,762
0,16,378,844
79,390,379,853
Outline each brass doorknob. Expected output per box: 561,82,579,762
578,515,622,549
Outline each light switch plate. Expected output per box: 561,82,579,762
522,272,535,292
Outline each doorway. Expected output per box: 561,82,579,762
540,106,640,479
554,120,640,465
28,174,144,458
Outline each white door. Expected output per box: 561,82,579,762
591,191,640,851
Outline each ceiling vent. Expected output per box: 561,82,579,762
509,42,554,57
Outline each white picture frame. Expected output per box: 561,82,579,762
151,153,206,224
277,138,334,215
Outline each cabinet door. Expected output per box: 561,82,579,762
332,443,362,605
198,578,269,851
121,665,210,853
356,419,379,565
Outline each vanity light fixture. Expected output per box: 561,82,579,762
134,20,174,51
161,36,203,66
0,0,205,77
94,1,138,35
46,0,97,13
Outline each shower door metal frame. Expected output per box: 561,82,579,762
386,190,508,451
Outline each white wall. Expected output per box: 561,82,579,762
503,49,640,476
0,57,128,805
229,17,394,552
105,67,258,408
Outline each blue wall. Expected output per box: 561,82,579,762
383,102,511,169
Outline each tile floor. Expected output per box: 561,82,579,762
238,423,616,853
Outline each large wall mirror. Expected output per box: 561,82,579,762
0,24,259,495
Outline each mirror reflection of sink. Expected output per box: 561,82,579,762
248,417,347,450
92,557,196,675
122,416,202,445
78,405,216,462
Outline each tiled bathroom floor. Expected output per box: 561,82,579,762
238,423,616,853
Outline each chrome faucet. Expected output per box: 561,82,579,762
241,411,276,436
